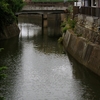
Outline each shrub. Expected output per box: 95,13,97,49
0,66,7,80
0,96,5,100
61,22,66,27
68,18,76,29
61,18,76,34
62,26,68,33
58,37,63,44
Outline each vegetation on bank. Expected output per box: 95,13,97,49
0,0,24,98
0,0,24,32
60,4,76,33
61,18,76,33
0,66,7,80
58,18,76,44
0,48,7,100
58,5,76,44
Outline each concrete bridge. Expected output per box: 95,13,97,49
17,10,66,15
22,5,68,11
16,3,68,15
16,3,69,29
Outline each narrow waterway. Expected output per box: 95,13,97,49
0,15,100,100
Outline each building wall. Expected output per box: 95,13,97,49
91,0,99,7
74,0,100,7
74,0,88,6
74,0,82,6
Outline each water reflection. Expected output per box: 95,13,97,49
19,23,41,39
67,53,100,100
0,15,100,100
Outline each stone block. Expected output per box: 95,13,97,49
78,14,83,22
85,16,94,30
0,23,20,40
63,29,100,76
83,43,94,62
88,45,100,75
82,27,88,38
63,30,71,49
67,31,77,54
86,16,94,23
74,24,83,36
74,37,87,60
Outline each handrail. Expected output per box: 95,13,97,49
25,2,71,7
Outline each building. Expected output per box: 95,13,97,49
74,0,100,17
74,0,100,7
73,0,100,45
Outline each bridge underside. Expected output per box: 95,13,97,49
17,10,66,15
16,2,70,15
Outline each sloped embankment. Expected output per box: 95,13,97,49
0,23,20,40
63,29,100,76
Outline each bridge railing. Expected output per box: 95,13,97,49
25,2,73,7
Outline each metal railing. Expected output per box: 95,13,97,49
73,6,100,17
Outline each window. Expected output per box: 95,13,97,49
93,0,96,6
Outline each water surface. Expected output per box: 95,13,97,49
0,15,100,100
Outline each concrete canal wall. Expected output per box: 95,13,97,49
63,15,100,76
0,23,20,40
63,29,100,76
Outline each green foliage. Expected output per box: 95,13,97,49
0,66,7,71
62,26,68,33
61,18,76,33
58,37,63,44
0,0,15,26
0,48,4,52
0,96,5,100
61,22,66,27
0,0,24,31
6,0,25,13
67,18,76,29
67,5,73,13
0,66,7,80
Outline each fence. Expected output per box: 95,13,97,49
73,6,100,18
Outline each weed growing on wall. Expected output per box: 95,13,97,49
61,18,76,33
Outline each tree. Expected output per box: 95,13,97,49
6,0,25,14
0,0,15,26
0,0,24,31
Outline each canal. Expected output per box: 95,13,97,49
0,14,100,100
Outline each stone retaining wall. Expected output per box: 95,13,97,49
63,29,100,76
74,14,100,45
0,23,20,40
